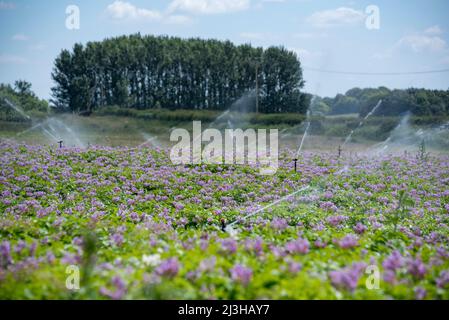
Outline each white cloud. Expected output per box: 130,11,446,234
306,7,365,28
240,32,266,40
0,54,28,64
12,34,29,41
424,25,443,36
398,35,447,53
373,27,448,60
106,1,162,21
168,0,250,15
165,15,193,25
293,48,323,60
29,44,47,51
371,51,392,60
293,32,327,39
0,1,15,9
106,1,193,25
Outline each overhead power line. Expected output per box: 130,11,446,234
303,66,449,76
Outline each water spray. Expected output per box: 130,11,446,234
1,97,31,120
225,186,311,231
342,99,383,148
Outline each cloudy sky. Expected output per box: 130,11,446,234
1,0,449,99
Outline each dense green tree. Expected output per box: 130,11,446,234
51,34,306,114
14,80,33,96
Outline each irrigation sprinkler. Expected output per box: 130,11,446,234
220,218,227,232
338,145,342,158
58,140,63,148
293,158,298,172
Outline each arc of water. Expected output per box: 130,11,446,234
342,100,382,148
227,185,311,227
50,118,85,148
296,121,311,157
2,97,31,120
294,95,316,157
210,109,230,127
16,120,48,137
138,136,157,148
41,127,58,140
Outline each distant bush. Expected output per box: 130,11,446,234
0,81,48,122
412,116,449,126
249,113,305,125
324,124,351,137
95,106,306,126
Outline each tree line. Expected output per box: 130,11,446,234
320,87,449,117
51,34,308,115
0,81,48,122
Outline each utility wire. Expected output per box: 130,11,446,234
303,66,449,76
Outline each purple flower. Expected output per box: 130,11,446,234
61,252,80,265
221,238,238,254
326,215,347,227
414,287,426,300
407,257,427,279
230,264,253,286
329,262,366,292
320,201,338,212
46,251,56,264
314,238,327,248
0,241,12,269
323,191,334,199
382,251,404,271
337,234,359,249
354,223,367,234
285,238,309,255
111,233,124,247
29,242,37,256
436,270,449,288
199,239,209,251
100,276,127,300
271,218,288,231
245,237,263,256
14,240,27,254
155,258,179,278
288,261,302,274
383,270,396,284
199,257,216,273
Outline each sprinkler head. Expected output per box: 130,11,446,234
58,140,63,148
220,218,227,232
293,158,298,172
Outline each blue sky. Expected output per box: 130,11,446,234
1,0,449,99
